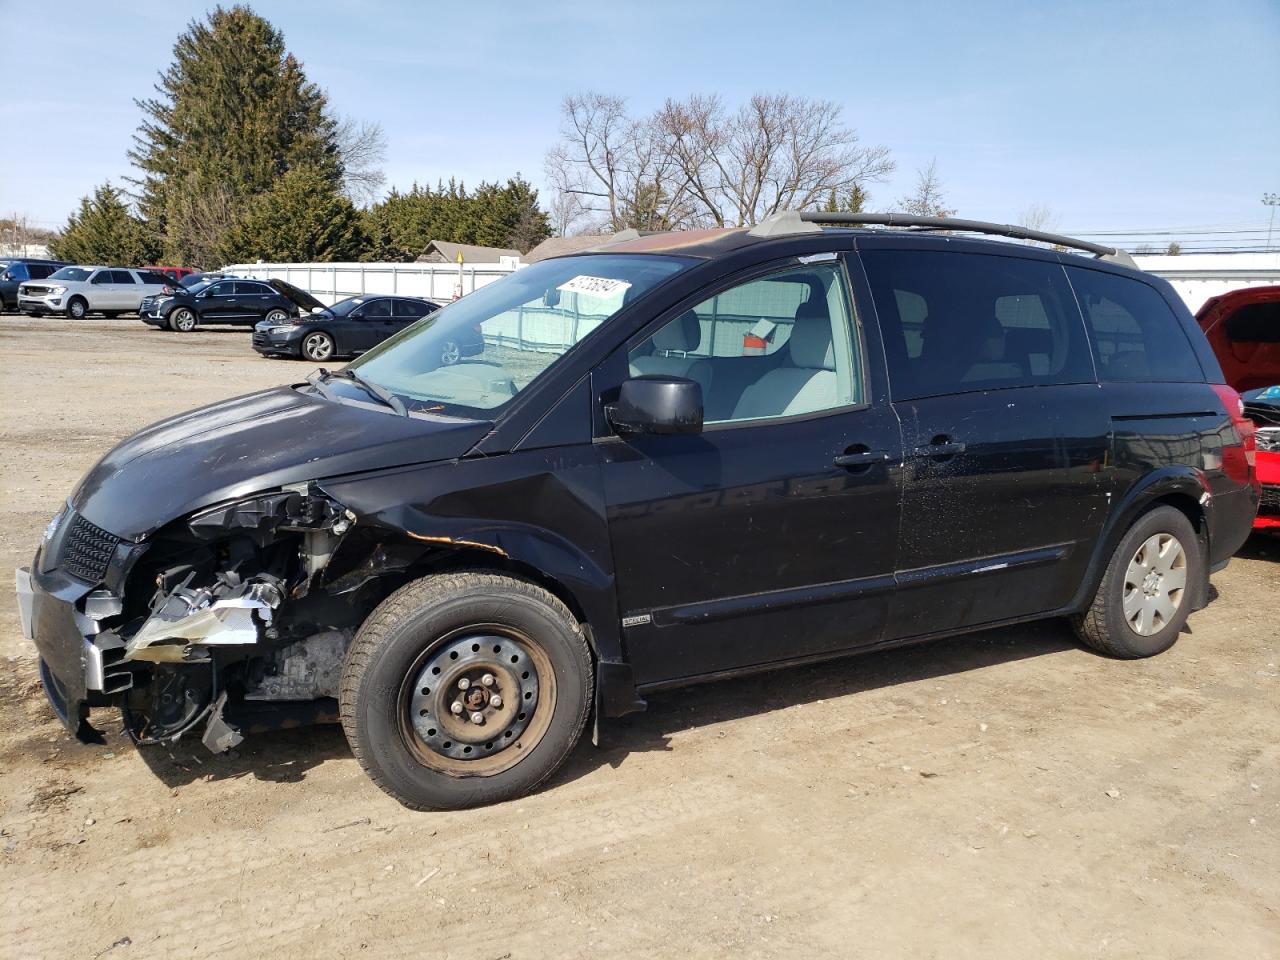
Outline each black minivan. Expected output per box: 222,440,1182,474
18,213,1260,810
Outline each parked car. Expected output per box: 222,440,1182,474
143,265,195,284
17,212,1260,810
17,265,170,318
0,258,69,311
140,277,325,331
179,271,235,289
252,294,443,361
1195,285,1279,530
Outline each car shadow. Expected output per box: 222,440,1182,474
1236,530,1279,562
135,723,349,789
133,619,1081,793
546,618,1080,790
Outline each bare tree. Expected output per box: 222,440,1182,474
1015,202,1059,234
165,178,237,269
547,91,894,233
335,116,388,207
0,212,53,256
898,159,954,218
657,93,893,226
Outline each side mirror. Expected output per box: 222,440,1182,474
607,376,703,436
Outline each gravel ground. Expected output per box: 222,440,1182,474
0,317,1277,959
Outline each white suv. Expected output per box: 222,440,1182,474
18,266,171,318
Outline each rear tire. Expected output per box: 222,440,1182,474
1073,505,1199,658
264,308,289,324
67,297,88,319
340,572,593,810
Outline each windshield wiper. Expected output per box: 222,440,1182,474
329,368,408,417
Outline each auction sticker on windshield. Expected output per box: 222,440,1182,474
557,275,633,298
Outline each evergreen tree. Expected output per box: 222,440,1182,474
48,184,157,265
219,165,365,263
821,184,869,214
129,5,341,262
361,175,551,261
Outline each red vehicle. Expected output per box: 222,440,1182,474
1196,285,1280,531
143,265,194,283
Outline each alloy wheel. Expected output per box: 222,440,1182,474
303,332,334,361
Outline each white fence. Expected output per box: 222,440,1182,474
1135,252,1280,313
221,260,520,305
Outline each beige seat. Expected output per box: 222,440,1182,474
630,311,712,396
731,300,837,419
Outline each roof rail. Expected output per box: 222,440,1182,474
749,211,1136,267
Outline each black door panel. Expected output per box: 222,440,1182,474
602,407,904,684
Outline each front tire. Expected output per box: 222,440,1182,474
1073,505,1200,658
301,330,335,362
340,572,593,810
168,307,197,332
67,297,88,319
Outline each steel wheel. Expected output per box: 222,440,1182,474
440,339,462,365
1122,532,1187,636
170,308,197,332
398,626,555,777
265,308,288,324
303,331,334,361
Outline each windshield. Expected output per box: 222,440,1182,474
50,267,91,282
323,296,366,317
185,280,214,295
349,254,695,415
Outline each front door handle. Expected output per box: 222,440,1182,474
834,449,891,468
915,439,966,458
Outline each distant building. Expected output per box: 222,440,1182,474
1136,252,1280,312
417,241,520,265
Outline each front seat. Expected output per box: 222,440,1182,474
731,300,837,420
629,310,712,396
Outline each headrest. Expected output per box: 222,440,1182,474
789,299,834,370
652,311,700,353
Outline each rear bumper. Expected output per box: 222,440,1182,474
1208,484,1261,563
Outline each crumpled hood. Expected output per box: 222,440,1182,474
72,386,492,540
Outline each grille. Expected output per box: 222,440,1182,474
1261,484,1280,514
22,285,49,296
60,513,121,583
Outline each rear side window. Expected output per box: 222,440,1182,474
394,299,430,318
862,250,1093,400
1067,267,1203,382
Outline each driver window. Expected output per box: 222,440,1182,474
91,271,112,284
627,262,862,424
362,299,393,318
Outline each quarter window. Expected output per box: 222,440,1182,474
628,261,862,424
862,250,1093,400
1066,267,1203,382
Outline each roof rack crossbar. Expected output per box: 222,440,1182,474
750,211,1127,262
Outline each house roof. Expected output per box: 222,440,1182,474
417,240,520,264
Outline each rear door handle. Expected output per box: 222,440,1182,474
833,450,891,468
915,440,966,458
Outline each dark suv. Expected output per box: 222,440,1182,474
17,213,1260,811
0,258,68,311
140,277,323,331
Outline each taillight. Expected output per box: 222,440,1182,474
1210,383,1257,483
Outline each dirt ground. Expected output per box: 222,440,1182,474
0,317,1277,959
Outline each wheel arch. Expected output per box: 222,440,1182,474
1072,469,1212,614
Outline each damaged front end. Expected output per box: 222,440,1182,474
25,484,378,753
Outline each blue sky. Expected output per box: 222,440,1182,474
2,0,1277,244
